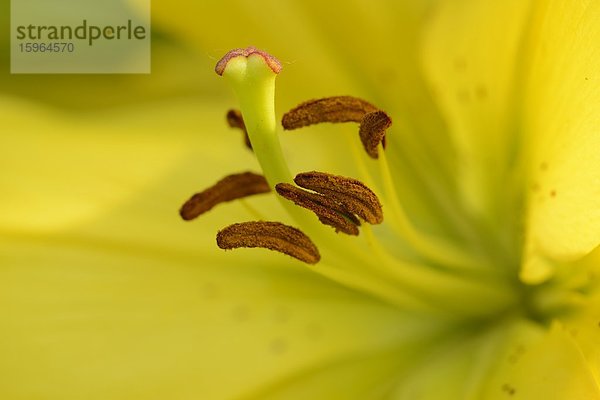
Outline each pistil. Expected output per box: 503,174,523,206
216,47,290,188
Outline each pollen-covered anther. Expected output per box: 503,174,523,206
294,171,383,225
275,183,360,235
215,46,282,76
180,172,270,221
282,96,378,127
359,110,392,158
226,109,252,150
281,96,391,159
216,221,321,264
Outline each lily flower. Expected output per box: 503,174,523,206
2,0,600,399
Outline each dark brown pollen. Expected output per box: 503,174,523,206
180,172,270,220
216,221,320,264
281,96,391,159
276,183,360,235
282,96,378,128
359,111,392,158
294,171,383,224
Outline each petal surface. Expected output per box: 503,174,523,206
388,319,543,400
421,0,532,224
522,0,600,282
483,322,600,399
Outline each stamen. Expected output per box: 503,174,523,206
216,221,320,264
359,111,392,158
180,172,270,220
281,96,391,158
275,183,360,235
282,96,377,127
215,46,282,76
294,171,384,225
226,109,252,150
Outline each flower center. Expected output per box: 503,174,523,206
182,47,583,326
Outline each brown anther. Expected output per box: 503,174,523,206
276,183,360,235
216,221,320,264
215,46,282,76
294,171,383,224
180,172,270,221
281,96,391,159
359,110,392,158
282,96,378,128
226,109,252,150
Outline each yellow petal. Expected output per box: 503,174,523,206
388,319,542,399
0,235,427,400
523,0,600,282
0,97,191,233
421,0,532,222
237,347,410,400
483,321,600,399
557,251,600,377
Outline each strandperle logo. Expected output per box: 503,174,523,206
11,0,151,74
15,19,148,46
